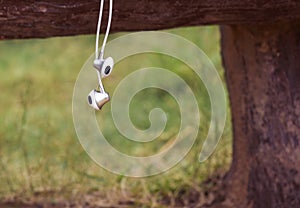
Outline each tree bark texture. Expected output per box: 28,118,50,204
220,22,300,208
2,0,300,39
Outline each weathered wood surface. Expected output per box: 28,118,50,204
1,0,300,39
219,21,300,208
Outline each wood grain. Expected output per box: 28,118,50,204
219,21,300,208
1,0,300,39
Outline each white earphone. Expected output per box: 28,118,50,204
88,0,114,110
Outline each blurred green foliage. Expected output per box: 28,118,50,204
0,26,232,204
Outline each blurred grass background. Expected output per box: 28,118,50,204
0,26,232,205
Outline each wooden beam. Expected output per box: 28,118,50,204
1,0,300,39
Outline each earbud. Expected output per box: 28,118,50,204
93,56,114,78
87,88,110,110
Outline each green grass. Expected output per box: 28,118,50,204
0,26,232,206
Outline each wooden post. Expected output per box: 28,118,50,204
220,22,300,207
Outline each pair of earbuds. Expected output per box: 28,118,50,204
88,0,114,110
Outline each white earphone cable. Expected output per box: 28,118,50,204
95,0,113,93
95,0,113,60
97,69,105,93
95,0,104,60
100,0,113,59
